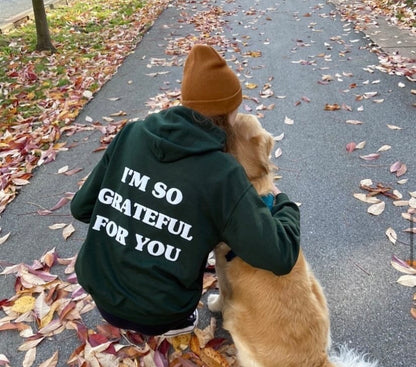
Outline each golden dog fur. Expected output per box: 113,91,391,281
208,113,334,367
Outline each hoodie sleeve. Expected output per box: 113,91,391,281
222,186,300,275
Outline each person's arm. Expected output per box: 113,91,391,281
222,186,300,275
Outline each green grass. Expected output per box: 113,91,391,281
0,0,151,124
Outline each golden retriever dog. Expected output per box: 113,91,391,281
208,114,378,367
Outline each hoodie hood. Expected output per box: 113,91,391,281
141,106,226,162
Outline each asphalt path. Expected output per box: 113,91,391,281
1,0,415,366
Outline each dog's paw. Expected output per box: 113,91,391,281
207,293,223,312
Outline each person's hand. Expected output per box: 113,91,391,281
271,185,281,195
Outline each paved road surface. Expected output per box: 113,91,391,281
0,0,415,366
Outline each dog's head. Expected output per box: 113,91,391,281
228,113,275,194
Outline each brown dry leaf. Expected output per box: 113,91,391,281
367,201,385,215
62,224,75,240
203,273,217,294
48,223,67,230
23,348,36,367
245,82,258,89
194,318,216,348
168,334,192,352
324,103,341,111
18,336,45,352
190,334,201,356
200,347,230,367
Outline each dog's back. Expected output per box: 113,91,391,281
209,113,333,367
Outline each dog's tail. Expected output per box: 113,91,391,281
329,345,379,367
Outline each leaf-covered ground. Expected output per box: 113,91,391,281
0,0,415,366
0,0,170,214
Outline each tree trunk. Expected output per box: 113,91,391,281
32,0,56,52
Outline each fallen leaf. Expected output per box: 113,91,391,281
402,213,416,222
377,145,391,152
23,348,36,367
385,227,397,244
360,178,373,186
57,166,69,174
346,142,356,153
274,133,285,141
397,275,416,287
0,232,11,245
200,347,230,367
360,153,380,161
324,103,341,111
356,141,366,149
274,147,282,158
346,119,363,125
63,224,75,240
367,201,385,215
48,223,67,230
393,200,409,206
390,161,402,173
11,296,36,314
353,193,381,204
284,116,294,125
391,256,416,276
387,124,402,130
396,163,407,177
245,82,258,89
18,336,45,351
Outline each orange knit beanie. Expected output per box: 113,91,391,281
181,45,242,116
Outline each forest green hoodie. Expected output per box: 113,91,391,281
71,106,300,326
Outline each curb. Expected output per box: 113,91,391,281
0,0,68,35
328,0,416,60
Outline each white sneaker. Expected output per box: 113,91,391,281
162,309,199,337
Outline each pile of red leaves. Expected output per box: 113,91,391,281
0,249,236,366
